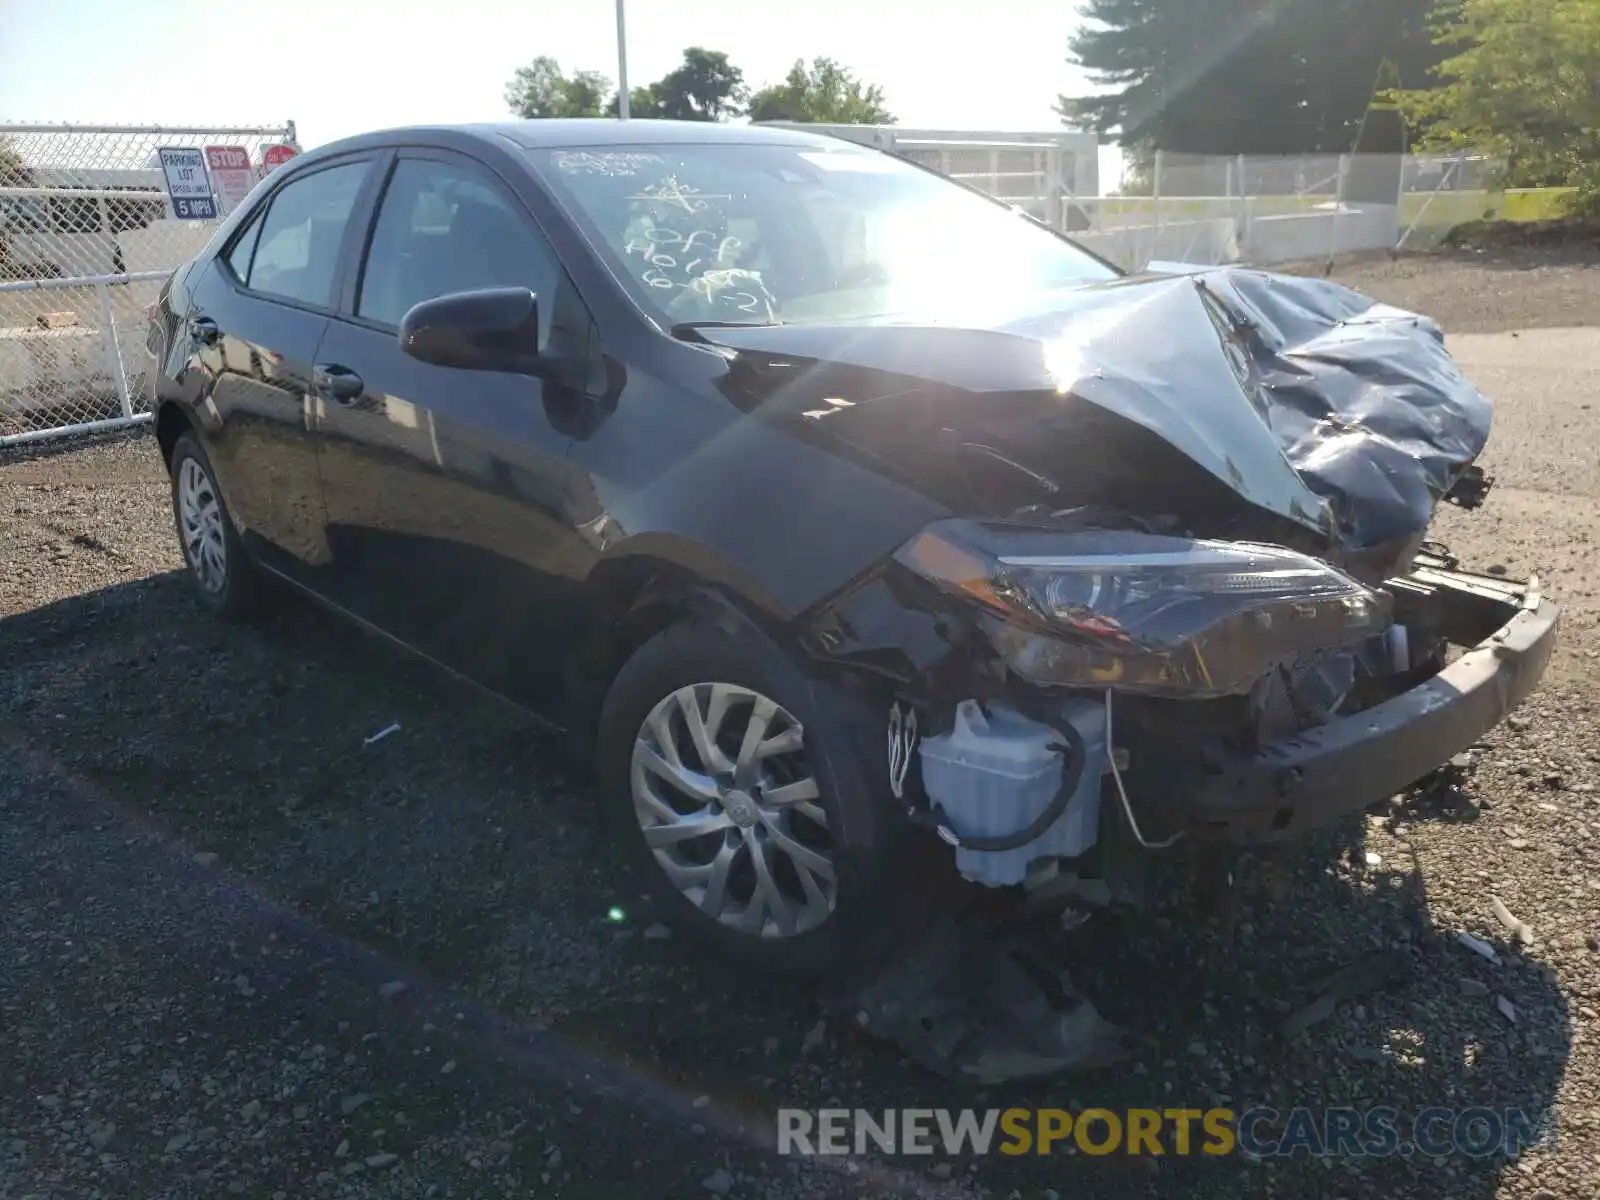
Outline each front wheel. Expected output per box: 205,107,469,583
596,618,891,978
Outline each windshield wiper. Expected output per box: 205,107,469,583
670,319,781,342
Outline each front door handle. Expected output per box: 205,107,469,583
313,363,364,405
189,316,219,345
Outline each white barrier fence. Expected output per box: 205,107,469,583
916,145,1500,272
0,122,298,446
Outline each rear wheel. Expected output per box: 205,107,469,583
169,432,260,617
596,618,886,978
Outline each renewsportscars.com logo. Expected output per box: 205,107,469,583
776,1106,1558,1160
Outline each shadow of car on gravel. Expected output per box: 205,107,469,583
0,574,1572,1200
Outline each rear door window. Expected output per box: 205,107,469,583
244,161,369,308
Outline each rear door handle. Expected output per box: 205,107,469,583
189,316,219,345
313,363,364,404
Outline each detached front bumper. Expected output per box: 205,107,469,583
1192,563,1559,843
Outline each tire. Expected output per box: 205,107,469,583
168,431,261,618
596,617,895,979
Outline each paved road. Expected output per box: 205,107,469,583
1432,328,1600,690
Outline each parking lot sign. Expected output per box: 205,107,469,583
157,147,217,220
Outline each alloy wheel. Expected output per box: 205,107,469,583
178,456,227,594
630,681,837,938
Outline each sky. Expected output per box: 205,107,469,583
0,0,1120,185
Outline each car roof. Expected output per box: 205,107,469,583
304,119,850,161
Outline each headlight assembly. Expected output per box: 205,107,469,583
895,520,1389,697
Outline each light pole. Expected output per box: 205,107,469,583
615,0,630,120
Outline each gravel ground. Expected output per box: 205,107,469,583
3,248,1600,1199
1282,243,1600,334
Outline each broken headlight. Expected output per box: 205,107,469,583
895,520,1389,697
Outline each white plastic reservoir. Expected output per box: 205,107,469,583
918,698,1107,887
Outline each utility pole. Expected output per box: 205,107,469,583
615,0,630,120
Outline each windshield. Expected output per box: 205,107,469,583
526,142,1118,327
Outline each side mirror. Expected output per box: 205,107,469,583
398,287,541,375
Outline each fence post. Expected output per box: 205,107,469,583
1327,153,1350,264
95,284,134,420
1152,149,1165,266
95,198,133,419
1045,145,1062,231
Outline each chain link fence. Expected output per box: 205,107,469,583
895,143,1508,271
865,134,1097,243
1395,152,1507,249
894,137,1095,229
764,126,1527,271
0,122,298,446
869,141,1497,270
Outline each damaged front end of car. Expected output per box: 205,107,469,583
796,516,1556,1081
775,267,1558,878
741,267,1562,1080
806,519,1555,868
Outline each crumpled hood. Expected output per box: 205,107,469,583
705,267,1492,551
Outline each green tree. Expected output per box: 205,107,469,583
1396,0,1600,208
503,56,612,119
746,58,895,124
634,48,747,121
1061,0,1444,154
608,85,665,119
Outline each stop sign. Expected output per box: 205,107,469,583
260,144,298,175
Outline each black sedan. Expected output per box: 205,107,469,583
147,119,1557,980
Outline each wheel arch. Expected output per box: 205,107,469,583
154,400,196,468
560,545,803,759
